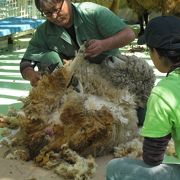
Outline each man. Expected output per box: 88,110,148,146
20,0,135,86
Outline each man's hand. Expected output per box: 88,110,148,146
29,71,41,87
85,39,105,58
22,67,41,87
85,27,135,60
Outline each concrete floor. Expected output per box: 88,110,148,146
0,154,113,180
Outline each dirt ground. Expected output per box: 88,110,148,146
0,154,113,180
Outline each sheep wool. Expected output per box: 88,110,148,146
0,46,155,179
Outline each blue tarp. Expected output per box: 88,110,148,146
0,17,45,37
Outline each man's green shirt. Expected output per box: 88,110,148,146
23,2,127,67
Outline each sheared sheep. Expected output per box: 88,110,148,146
0,46,155,179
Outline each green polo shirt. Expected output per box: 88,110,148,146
141,68,180,162
22,2,127,68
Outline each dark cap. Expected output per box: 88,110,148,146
138,16,180,50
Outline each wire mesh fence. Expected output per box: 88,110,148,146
0,0,121,19
0,0,41,19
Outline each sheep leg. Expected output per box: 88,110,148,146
138,14,145,36
144,10,149,28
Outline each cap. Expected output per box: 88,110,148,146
137,16,180,50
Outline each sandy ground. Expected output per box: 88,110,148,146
0,154,113,180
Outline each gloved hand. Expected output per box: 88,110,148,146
22,67,41,87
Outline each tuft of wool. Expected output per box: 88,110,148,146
114,138,143,159
55,144,97,180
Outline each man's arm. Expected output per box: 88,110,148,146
20,59,41,87
101,27,135,50
85,27,135,58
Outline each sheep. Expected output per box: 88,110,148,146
135,0,180,16
0,46,155,179
71,0,120,14
54,144,97,180
126,0,180,36
126,0,149,36
162,0,180,15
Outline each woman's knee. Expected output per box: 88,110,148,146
106,158,131,180
106,159,118,175
106,158,150,180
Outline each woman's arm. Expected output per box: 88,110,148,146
143,133,171,166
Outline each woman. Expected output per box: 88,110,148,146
106,15,180,180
